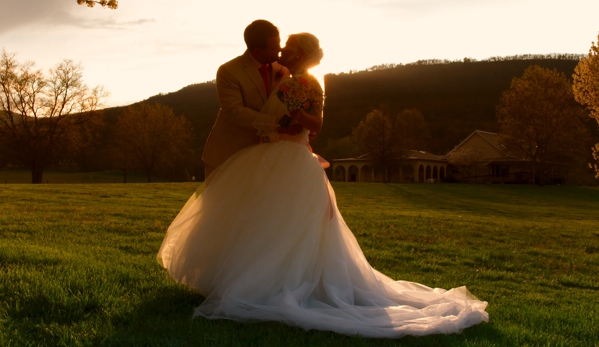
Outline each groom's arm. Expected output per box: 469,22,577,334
216,65,264,130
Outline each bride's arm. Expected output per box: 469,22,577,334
291,109,322,133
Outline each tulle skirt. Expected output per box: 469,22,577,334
157,138,488,338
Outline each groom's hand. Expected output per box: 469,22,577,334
278,114,293,128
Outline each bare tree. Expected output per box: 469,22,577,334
496,65,589,184
446,147,489,182
351,106,431,183
396,108,430,150
0,49,108,183
322,136,358,163
110,103,193,183
352,106,401,183
76,0,118,9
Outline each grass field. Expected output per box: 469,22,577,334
1,182,598,346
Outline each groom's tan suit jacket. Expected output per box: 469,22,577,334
202,50,286,171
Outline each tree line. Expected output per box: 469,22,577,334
345,68,587,182
341,53,586,74
3,36,599,184
332,60,598,184
0,49,196,183
70,0,599,181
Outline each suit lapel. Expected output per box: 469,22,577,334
241,51,268,102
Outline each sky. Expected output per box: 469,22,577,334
1,0,598,107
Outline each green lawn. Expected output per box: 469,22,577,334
1,183,598,346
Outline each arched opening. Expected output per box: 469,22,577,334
440,166,445,181
433,166,438,181
426,165,431,180
361,165,372,182
418,165,424,182
335,166,346,182
348,165,359,182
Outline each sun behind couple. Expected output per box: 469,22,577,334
157,19,488,338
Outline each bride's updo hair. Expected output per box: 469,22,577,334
289,32,324,69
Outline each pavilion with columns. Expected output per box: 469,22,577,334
331,130,570,184
331,150,448,183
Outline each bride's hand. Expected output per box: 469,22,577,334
289,109,301,119
290,109,322,133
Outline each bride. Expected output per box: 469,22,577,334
157,32,488,338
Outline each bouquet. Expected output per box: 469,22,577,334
277,74,324,128
254,73,324,142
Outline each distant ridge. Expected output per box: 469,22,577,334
100,56,585,158
356,53,584,72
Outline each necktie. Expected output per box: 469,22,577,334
259,64,269,95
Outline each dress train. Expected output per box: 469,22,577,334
157,133,488,338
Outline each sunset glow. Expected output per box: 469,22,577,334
1,0,597,107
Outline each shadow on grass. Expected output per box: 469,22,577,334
100,285,508,347
8,292,102,326
5,289,106,345
98,285,205,346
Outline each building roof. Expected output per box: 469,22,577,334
332,150,445,163
444,130,519,160
332,130,526,164
403,150,446,161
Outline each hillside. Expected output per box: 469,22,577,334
102,81,219,143
102,57,586,159
318,58,582,154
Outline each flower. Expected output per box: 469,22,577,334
276,73,324,116
295,90,308,102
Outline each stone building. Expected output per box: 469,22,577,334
444,130,568,184
331,130,569,184
332,150,447,183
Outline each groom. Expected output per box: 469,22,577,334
202,20,288,180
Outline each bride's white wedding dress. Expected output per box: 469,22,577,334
157,77,488,338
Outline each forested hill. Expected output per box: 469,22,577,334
319,58,580,154
104,57,581,158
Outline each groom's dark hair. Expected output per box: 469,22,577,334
244,20,279,51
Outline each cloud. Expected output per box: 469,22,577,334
118,18,156,26
0,0,73,33
74,17,157,31
343,0,512,16
0,0,154,34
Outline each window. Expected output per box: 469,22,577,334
492,164,509,178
